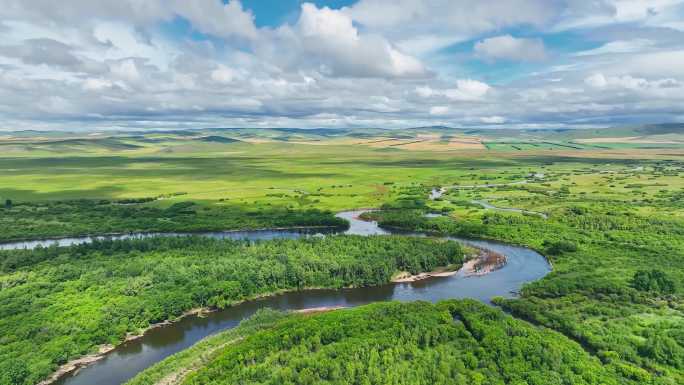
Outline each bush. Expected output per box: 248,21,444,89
543,240,578,255
631,270,676,294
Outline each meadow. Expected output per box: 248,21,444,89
2,127,683,240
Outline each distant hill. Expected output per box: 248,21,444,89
196,135,241,143
634,123,684,135
45,138,142,149
1,123,681,151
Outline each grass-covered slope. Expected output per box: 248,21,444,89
0,235,463,385
129,300,622,385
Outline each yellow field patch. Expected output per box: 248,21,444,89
577,135,684,144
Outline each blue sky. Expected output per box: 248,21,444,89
1,0,684,130
242,0,357,27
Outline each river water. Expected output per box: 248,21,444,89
1,210,550,385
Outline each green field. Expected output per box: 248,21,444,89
1,126,683,385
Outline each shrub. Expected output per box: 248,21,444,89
631,270,676,294
543,240,578,255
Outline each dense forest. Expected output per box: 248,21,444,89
0,235,463,385
0,200,347,242
364,206,684,384
131,300,623,385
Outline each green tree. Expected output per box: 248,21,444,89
631,270,676,294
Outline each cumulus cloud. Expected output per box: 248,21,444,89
278,3,426,78
211,65,237,84
474,35,547,62
171,0,258,41
341,0,559,56
448,79,491,100
418,80,491,102
0,38,81,67
82,78,114,91
0,0,683,130
585,73,681,90
617,50,684,78
429,106,450,115
345,0,556,36
481,116,506,124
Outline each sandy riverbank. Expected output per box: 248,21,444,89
37,307,218,385
391,267,460,283
295,305,347,314
36,345,115,385
391,248,507,283
460,249,507,277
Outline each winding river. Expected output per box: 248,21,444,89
2,210,551,385
429,188,548,219
470,200,549,219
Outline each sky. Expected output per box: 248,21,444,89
1,0,684,131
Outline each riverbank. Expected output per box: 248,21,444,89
36,345,115,385
391,266,461,282
0,225,345,250
391,248,506,283
294,305,347,313
36,306,217,385
460,249,507,276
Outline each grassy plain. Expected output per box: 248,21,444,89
1,126,683,212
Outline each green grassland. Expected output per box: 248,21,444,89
1,126,683,239
1,126,683,385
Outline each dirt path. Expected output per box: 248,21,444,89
154,338,243,385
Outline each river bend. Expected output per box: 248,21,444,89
1,210,551,385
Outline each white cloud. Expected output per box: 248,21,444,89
447,79,491,101
82,78,114,91
0,0,683,130
612,0,683,22
280,3,426,78
474,35,547,62
585,73,608,88
171,0,258,41
211,65,236,84
109,58,142,83
91,22,176,70
481,116,506,124
345,0,556,37
617,50,684,78
415,86,434,98
585,73,682,90
416,80,491,102
429,106,450,115
554,0,684,31
298,3,358,40
574,39,655,56
396,35,465,56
